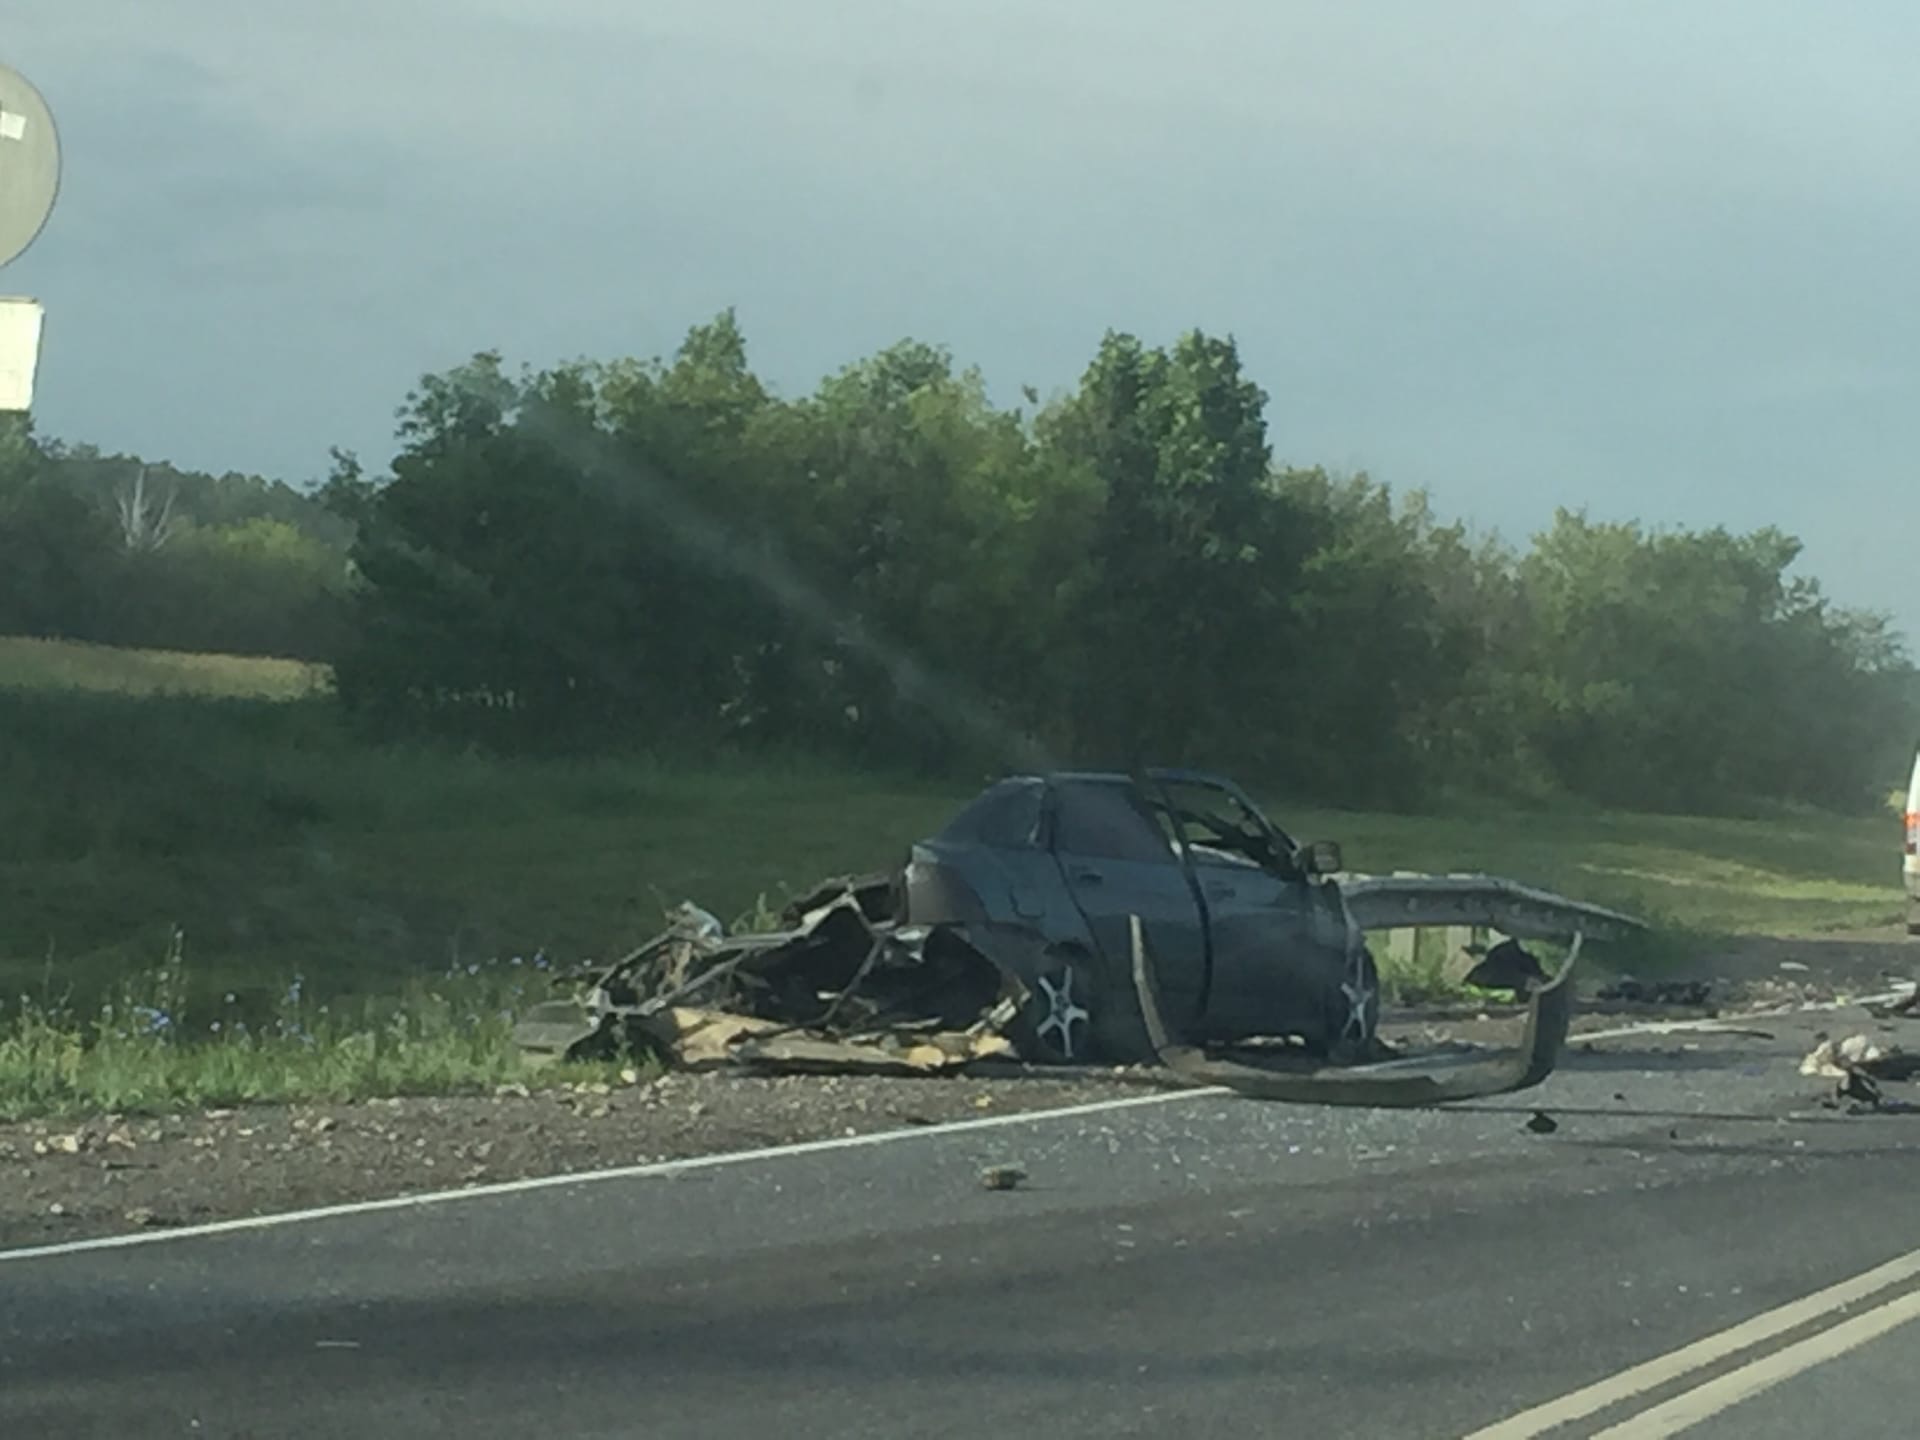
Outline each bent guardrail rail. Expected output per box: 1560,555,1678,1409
1130,914,1580,1106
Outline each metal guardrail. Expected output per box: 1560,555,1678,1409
1335,871,1646,944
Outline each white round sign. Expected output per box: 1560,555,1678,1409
0,64,61,269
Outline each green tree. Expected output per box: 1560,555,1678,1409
1039,329,1292,770
0,417,116,639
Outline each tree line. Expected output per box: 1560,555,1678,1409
4,313,1914,813
0,419,351,659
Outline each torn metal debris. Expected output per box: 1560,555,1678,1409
514,874,1021,1075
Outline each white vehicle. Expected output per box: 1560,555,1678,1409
1907,748,1920,935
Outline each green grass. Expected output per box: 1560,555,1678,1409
0,932,628,1120
0,635,330,701
0,636,1908,1113
0,660,962,1013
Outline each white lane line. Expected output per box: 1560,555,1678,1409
1459,1243,1920,1439
0,994,1883,1268
1574,990,1905,1045
0,1086,1225,1265
1590,1285,1920,1437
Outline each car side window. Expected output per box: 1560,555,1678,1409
937,779,1043,847
1154,777,1299,879
1050,783,1177,865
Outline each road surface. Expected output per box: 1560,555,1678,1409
3,1007,1917,1438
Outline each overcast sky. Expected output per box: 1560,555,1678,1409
7,1,1917,639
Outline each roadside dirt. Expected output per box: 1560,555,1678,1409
4,930,1910,1253
0,1070,1157,1251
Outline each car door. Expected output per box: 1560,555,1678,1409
1148,775,1330,1041
1189,851,1326,1039
1045,777,1210,1026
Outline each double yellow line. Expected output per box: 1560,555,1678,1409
1464,1246,1920,1438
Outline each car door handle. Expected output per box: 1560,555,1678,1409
1070,867,1104,885
1206,884,1236,900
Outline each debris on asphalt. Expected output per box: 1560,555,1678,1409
1802,1032,1920,1113
1866,984,1920,1019
1593,977,1714,1008
1838,1068,1884,1108
0,1072,1143,1250
979,1164,1028,1191
1525,1110,1558,1134
1798,1034,1920,1081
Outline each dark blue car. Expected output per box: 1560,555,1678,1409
903,769,1379,1064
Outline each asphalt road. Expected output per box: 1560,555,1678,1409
4,1007,1919,1439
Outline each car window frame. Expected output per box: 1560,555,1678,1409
1041,777,1180,867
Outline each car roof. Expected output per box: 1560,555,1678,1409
1004,768,1243,789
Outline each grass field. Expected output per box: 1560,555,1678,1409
0,635,330,701
0,636,1908,1113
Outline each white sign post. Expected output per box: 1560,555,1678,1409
0,295,42,410
0,62,60,413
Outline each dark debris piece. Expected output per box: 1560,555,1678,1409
1464,940,1550,999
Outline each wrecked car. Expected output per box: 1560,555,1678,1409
903,769,1377,1064
514,767,1643,1098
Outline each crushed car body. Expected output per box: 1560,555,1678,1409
513,768,1643,1099
512,876,1019,1076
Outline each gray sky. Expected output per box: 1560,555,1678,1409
8,0,1917,640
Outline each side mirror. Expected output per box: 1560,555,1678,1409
1302,840,1344,876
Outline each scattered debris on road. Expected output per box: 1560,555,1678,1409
1798,1033,1920,1081
1866,983,1920,1019
1593,977,1714,1008
1525,1110,1558,1134
1837,1068,1885,1108
0,1073,1130,1250
1803,1031,1920,1114
979,1164,1028,1191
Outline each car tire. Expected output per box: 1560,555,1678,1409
1013,947,1100,1065
1323,943,1381,1065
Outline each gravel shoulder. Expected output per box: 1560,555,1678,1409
4,929,1910,1253
0,1070,1153,1251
